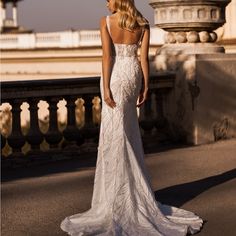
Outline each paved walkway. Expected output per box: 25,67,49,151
1,139,236,236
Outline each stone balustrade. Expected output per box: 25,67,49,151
1,74,175,168
0,28,165,50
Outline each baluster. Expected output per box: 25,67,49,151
63,96,83,147
80,94,99,153
26,98,44,153
82,95,99,138
7,99,25,157
44,97,63,149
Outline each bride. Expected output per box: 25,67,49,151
60,0,204,235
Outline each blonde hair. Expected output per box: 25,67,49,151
114,0,149,31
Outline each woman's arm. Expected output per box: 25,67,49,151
100,16,116,108
137,25,150,107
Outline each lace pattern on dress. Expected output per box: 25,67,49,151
60,14,204,236
114,44,138,57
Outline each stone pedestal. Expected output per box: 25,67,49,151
149,0,236,144
152,53,236,144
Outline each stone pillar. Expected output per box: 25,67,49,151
12,1,18,27
149,0,236,145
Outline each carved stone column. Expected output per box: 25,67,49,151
149,0,231,53
63,96,84,147
26,98,44,152
7,99,25,156
82,95,95,137
80,94,100,152
44,97,63,149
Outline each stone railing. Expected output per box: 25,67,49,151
0,28,165,50
1,74,175,168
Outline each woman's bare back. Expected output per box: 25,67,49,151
108,13,144,45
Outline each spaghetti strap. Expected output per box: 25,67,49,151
138,27,145,45
106,16,111,36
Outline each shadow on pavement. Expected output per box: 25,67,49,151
1,153,97,182
1,143,188,182
154,168,236,207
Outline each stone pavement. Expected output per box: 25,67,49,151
1,139,236,236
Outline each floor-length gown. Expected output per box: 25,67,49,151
60,16,203,236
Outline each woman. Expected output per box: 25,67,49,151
60,0,204,235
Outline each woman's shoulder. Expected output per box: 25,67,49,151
100,15,109,26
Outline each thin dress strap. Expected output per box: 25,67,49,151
138,27,145,45
106,16,111,36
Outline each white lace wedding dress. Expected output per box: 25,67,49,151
60,16,203,236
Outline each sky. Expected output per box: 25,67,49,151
10,0,155,33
